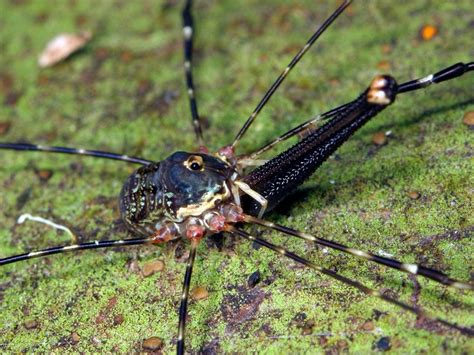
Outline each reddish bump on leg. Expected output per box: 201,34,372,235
208,214,226,232
186,224,205,241
198,145,209,154
221,204,244,223
218,145,235,160
151,225,176,244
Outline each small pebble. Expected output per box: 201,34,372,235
376,60,391,71
375,336,391,351
362,320,375,331
301,320,315,335
24,319,38,329
36,169,53,182
247,270,261,288
191,286,209,301
408,191,421,200
71,332,80,343
142,260,165,277
463,111,474,127
419,24,438,41
38,31,92,68
372,132,387,146
301,326,313,336
143,336,163,351
0,121,11,135
381,43,392,54
120,50,133,63
113,314,124,326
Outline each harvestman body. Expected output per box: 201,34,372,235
1,0,473,353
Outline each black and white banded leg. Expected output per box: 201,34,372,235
229,226,474,336
231,0,352,150
176,239,199,355
0,143,151,165
0,236,153,265
242,61,474,162
397,62,474,94
182,0,204,146
243,215,473,290
241,101,354,162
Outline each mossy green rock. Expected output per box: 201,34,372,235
0,1,472,353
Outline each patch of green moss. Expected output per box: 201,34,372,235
0,0,473,353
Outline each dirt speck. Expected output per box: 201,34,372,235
71,331,80,343
35,168,54,182
142,260,165,277
407,191,421,200
247,270,261,288
372,131,387,146
376,60,391,71
361,320,375,331
113,314,124,326
24,319,38,329
221,285,267,333
419,24,438,41
142,336,163,351
0,121,11,135
191,286,209,301
463,111,474,127
374,336,391,351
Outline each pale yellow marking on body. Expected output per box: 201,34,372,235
234,180,267,218
176,184,231,220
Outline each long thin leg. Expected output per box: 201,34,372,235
398,62,474,94
242,61,474,161
229,226,473,335
182,0,204,146
242,101,354,161
0,237,152,265
0,143,152,165
243,215,473,290
230,0,352,151
176,239,198,355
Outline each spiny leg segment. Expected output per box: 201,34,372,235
231,0,353,151
243,215,473,290
182,0,204,146
229,226,474,336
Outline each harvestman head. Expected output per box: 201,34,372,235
0,0,473,353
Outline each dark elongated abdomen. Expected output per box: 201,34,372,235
243,76,398,215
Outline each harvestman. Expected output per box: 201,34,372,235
1,0,473,353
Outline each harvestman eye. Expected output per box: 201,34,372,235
185,155,204,171
190,162,201,170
